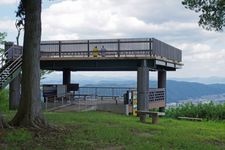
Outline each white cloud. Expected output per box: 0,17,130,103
1,0,224,78
0,0,17,5
0,19,16,32
42,0,201,40
40,0,225,78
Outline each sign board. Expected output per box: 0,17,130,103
43,84,57,97
57,85,67,97
132,91,137,116
43,84,67,98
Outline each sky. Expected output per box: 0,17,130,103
1,0,225,81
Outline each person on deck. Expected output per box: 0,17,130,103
92,46,99,57
100,45,106,57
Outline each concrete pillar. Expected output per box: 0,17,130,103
158,70,166,112
5,42,21,110
63,69,71,85
137,60,149,122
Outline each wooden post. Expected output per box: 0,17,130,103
152,113,159,124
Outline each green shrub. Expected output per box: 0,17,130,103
0,89,9,112
166,101,225,120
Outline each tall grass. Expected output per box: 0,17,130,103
0,89,9,112
166,101,225,120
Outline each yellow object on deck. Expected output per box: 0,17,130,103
93,47,99,57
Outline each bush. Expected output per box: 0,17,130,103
166,101,225,120
0,89,9,112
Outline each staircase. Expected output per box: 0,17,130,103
0,45,22,89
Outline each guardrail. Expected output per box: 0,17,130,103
77,87,165,103
40,38,182,62
3,38,182,65
42,87,166,111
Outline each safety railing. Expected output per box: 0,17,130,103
0,55,22,88
40,50,152,58
77,87,165,102
0,45,23,89
40,38,182,62
149,88,165,102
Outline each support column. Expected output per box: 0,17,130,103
137,60,149,122
63,69,71,85
158,70,166,112
5,42,21,110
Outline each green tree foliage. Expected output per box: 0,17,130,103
0,90,9,112
182,0,225,31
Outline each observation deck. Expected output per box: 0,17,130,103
40,38,182,71
2,38,183,115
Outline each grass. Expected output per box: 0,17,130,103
1,111,225,150
0,89,9,112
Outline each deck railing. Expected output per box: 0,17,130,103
40,38,182,62
3,38,182,63
77,87,165,104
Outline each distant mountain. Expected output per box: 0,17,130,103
166,80,225,102
41,73,225,102
171,77,225,84
82,80,225,103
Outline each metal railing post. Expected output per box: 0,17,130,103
95,87,97,99
59,41,62,57
149,38,152,56
45,97,48,111
117,39,120,57
87,40,90,57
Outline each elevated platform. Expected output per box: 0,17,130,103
40,38,182,71
2,38,183,114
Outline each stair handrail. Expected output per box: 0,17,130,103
0,57,22,88
0,54,22,77
0,60,22,83
0,45,23,68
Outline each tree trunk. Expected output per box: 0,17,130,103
9,74,21,110
9,0,46,128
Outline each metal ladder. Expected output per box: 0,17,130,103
0,45,22,89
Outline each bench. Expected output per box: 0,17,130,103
137,110,165,124
177,117,203,121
